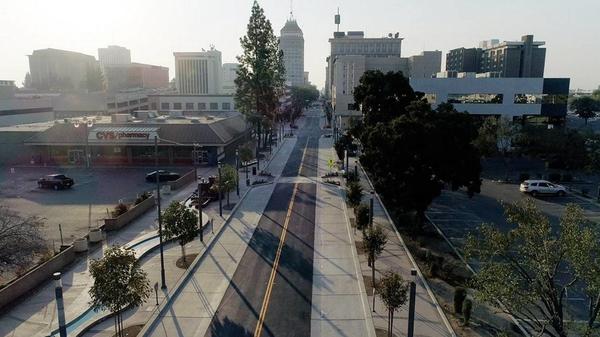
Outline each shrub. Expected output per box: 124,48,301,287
134,191,151,205
346,181,363,207
453,287,467,314
518,173,530,182
548,172,561,183
354,203,370,230
112,203,129,217
463,298,473,325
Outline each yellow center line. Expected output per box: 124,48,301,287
253,139,309,337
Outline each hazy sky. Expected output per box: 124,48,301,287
1,0,599,90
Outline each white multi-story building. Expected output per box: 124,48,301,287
148,94,236,112
98,45,131,67
279,18,304,86
410,77,570,121
221,63,239,95
174,49,222,95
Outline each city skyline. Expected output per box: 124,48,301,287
0,0,599,90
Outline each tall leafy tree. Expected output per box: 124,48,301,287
285,85,319,124
570,96,599,125
353,72,481,226
235,0,285,147
0,205,46,273
465,199,600,337
162,201,198,263
89,246,150,337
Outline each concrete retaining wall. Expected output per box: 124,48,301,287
167,170,195,191
0,245,75,312
103,194,156,231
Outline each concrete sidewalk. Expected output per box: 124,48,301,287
348,154,456,337
310,136,376,337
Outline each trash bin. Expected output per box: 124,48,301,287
252,167,257,176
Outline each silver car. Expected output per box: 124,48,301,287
519,179,567,197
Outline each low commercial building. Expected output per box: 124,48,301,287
410,77,570,122
148,94,236,113
23,111,248,166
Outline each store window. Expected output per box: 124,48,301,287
173,102,182,110
210,102,219,110
222,102,231,110
161,103,170,110
198,102,206,110
447,93,503,104
185,102,194,110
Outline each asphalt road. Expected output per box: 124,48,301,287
205,110,322,337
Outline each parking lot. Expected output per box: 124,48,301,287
427,178,600,320
0,166,191,248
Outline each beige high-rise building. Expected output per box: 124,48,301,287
221,63,239,95
279,17,304,86
98,45,131,68
174,49,222,95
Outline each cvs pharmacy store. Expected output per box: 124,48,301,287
24,112,248,166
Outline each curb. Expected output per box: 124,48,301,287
356,160,458,337
137,177,260,337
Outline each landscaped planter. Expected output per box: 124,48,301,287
88,229,103,243
73,238,88,252
103,194,156,231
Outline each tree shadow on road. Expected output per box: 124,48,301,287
207,316,253,337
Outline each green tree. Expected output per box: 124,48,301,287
218,164,237,207
162,201,198,263
354,77,481,228
85,64,105,92
592,87,600,101
346,181,363,208
235,0,285,149
363,225,388,309
239,144,254,163
465,199,600,337
570,96,599,125
286,85,319,124
514,126,586,170
354,203,370,231
375,270,409,337
89,246,150,337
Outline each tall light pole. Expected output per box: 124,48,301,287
53,272,67,337
218,161,223,217
73,118,93,169
197,176,204,243
407,269,417,337
369,190,374,228
235,149,240,197
154,136,167,289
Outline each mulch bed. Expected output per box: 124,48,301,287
111,324,144,337
175,254,198,269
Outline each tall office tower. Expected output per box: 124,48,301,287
279,16,305,86
98,45,131,67
174,48,222,95
446,47,482,73
221,63,239,95
28,48,98,91
480,35,546,77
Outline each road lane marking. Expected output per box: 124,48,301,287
254,140,309,337
253,182,299,337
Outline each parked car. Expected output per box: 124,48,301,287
145,170,180,182
38,174,74,190
519,180,567,197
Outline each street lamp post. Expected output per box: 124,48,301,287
235,149,240,197
53,272,67,337
73,118,93,169
369,190,374,228
407,269,417,337
218,161,223,217
198,176,204,243
154,136,167,290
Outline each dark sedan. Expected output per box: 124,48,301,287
38,174,74,190
145,170,181,182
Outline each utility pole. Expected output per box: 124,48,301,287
154,136,167,290
197,176,204,243
407,269,417,337
235,149,240,197
218,161,223,217
53,272,67,337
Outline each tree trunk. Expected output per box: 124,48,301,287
181,244,186,263
114,314,118,337
390,310,394,336
387,308,391,337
